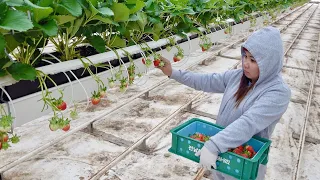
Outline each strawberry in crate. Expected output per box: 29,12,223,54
228,144,256,159
189,132,210,142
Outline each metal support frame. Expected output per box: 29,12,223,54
185,108,218,120
81,128,151,155
231,44,237,49
290,98,307,105
186,102,192,111
283,65,314,72
217,54,241,61
143,91,149,99
199,57,216,66
88,123,94,133
292,132,320,144
291,47,317,52
136,138,149,154
296,38,319,41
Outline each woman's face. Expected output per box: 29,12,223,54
243,50,259,82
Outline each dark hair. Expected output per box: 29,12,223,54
234,47,256,108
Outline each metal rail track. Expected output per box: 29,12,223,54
284,4,319,60
292,6,320,180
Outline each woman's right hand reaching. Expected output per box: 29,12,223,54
158,56,173,77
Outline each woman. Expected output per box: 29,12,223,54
158,26,291,179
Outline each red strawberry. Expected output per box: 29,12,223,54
198,135,204,142
91,90,101,105
142,58,146,64
224,30,228,34
62,124,70,131
245,145,255,153
91,98,101,105
238,145,244,152
2,133,8,142
241,153,249,158
0,141,2,150
57,101,67,111
233,148,242,155
153,59,161,67
190,133,210,142
173,56,182,62
201,47,206,52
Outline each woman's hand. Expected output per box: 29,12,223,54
195,146,218,170
157,56,173,77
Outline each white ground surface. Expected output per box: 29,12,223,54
1,3,320,180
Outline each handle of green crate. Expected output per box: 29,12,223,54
194,167,205,180
259,152,268,165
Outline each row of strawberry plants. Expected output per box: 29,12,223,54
0,0,307,150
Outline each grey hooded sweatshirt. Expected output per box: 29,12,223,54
169,26,291,179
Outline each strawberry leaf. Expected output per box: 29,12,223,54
58,0,82,17
87,35,106,53
7,62,37,81
0,10,33,31
111,3,130,22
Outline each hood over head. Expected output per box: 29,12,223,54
241,26,284,86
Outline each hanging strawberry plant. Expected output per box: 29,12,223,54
0,105,19,150
173,46,184,62
48,115,71,132
199,34,212,52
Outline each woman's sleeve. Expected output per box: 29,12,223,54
204,85,291,153
169,69,236,93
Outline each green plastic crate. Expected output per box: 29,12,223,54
168,118,271,180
